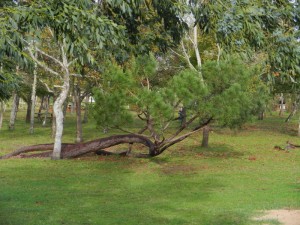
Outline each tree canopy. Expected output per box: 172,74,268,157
0,0,299,159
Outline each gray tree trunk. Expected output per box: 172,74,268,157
0,101,6,130
279,93,285,117
9,93,19,130
201,125,210,148
29,62,38,134
52,44,70,160
42,96,50,127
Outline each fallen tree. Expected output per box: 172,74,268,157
0,119,211,159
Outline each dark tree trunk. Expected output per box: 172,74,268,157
0,134,157,159
75,85,83,143
38,96,45,114
258,111,264,120
179,107,186,127
82,96,89,124
201,125,210,148
285,100,298,122
26,100,32,123
1,117,213,160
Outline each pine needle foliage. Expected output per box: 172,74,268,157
92,55,267,150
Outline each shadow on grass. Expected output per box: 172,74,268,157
243,116,299,137
149,157,171,165
0,158,279,225
193,144,245,159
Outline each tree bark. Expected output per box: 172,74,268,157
71,96,75,114
279,93,285,117
39,96,45,114
63,99,68,117
52,43,70,160
25,98,32,123
82,95,89,124
1,117,213,160
74,85,83,143
29,62,38,134
179,107,186,128
258,111,264,120
0,101,5,130
42,95,50,126
0,134,156,159
201,125,210,148
9,93,19,130
52,112,56,138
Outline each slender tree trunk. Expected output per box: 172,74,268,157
70,96,75,114
258,111,264,120
279,93,285,117
193,25,202,68
29,62,38,134
42,95,50,127
75,85,83,143
0,101,6,130
26,99,32,123
52,43,70,160
82,95,89,124
38,96,45,114
52,75,69,159
180,107,186,128
201,125,210,148
9,93,19,130
286,100,298,122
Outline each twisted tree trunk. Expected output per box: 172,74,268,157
1,116,213,160
0,134,156,159
52,43,70,160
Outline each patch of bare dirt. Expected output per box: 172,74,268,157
160,164,197,175
253,209,300,225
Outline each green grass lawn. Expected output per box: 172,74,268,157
0,110,300,225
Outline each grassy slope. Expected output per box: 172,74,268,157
0,111,299,225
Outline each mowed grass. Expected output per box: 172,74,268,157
0,110,300,225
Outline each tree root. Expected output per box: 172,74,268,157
0,134,157,159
